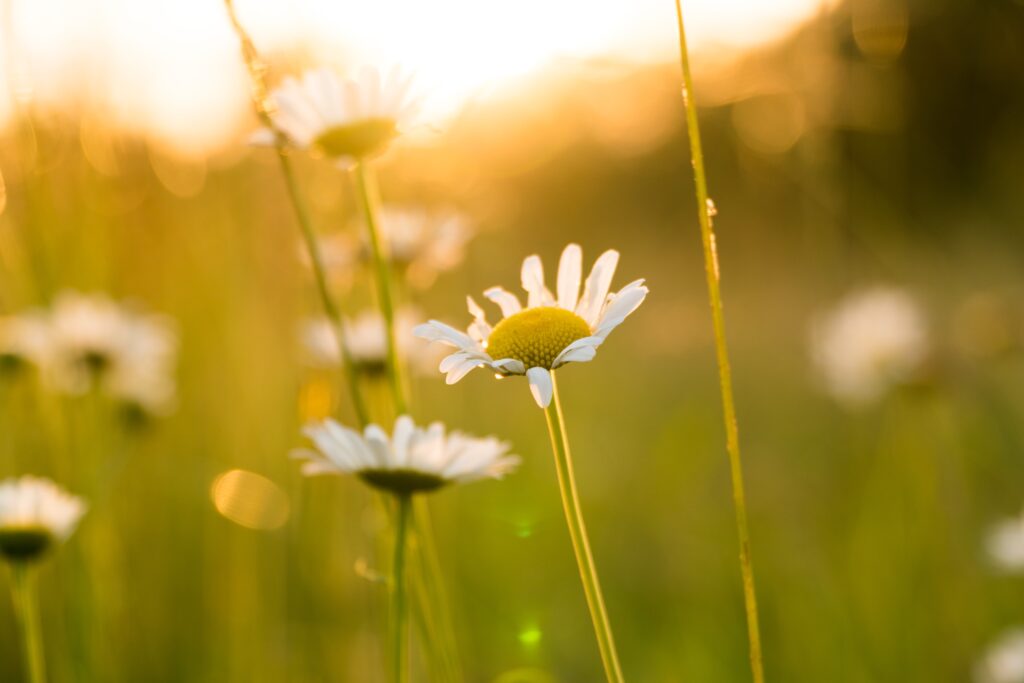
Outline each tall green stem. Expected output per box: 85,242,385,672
543,372,624,683
11,564,46,683
352,161,407,416
222,0,368,427
672,3,766,682
391,494,412,683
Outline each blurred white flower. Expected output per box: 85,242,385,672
305,208,473,289
0,312,50,372
45,292,178,415
976,628,1024,683
415,243,648,408
292,415,519,496
810,287,929,406
255,66,420,166
302,309,439,376
0,476,86,563
987,510,1024,572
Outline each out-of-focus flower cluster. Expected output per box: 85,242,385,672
0,291,177,417
301,308,440,377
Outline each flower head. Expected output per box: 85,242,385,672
0,312,50,374
987,510,1024,572
301,309,439,376
45,292,178,415
810,287,928,407
292,415,519,496
414,244,648,408
257,66,420,166
0,476,86,563
976,628,1024,683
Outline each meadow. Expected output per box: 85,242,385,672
1,0,1024,681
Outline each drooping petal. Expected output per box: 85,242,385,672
526,367,554,408
557,244,583,311
552,336,603,368
521,255,553,308
446,356,485,384
576,249,620,327
483,287,523,318
490,358,526,375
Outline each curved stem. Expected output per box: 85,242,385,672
672,3,766,682
391,494,412,683
544,372,624,683
11,564,46,683
222,0,369,427
352,162,407,416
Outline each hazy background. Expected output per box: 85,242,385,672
2,0,1024,680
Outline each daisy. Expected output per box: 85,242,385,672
302,309,438,377
810,287,929,406
377,207,473,288
44,292,178,414
976,629,1024,683
986,510,1024,572
0,312,50,374
414,243,648,408
256,65,420,166
292,414,519,496
0,476,86,563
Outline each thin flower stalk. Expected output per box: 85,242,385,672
392,494,412,683
222,0,368,426
11,565,45,683
544,372,624,683
672,2,765,682
353,161,407,415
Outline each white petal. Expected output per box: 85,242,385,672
557,244,583,311
594,280,648,340
526,367,553,408
491,358,526,375
446,356,484,384
521,255,553,308
576,250,620,327
483,287,522,318
414,321,478,351
552,336,602,367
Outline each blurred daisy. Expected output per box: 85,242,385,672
0,312,50,374
810,287,929,406
976,628,1024,683
414,243,648,408
987,510,1024,572
292,415,519,496
0,476,86,563
301,309,439,376
45,292,178,415
256,66,420,167
378,208,473,287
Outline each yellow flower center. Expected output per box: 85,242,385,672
313,117,398,160
486,307,591,370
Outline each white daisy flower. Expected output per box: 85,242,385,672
976,628,1024,683
301,309,439,376
0,312,50,373
377,207,473,288
256,65,420,166
413,243,649,408
987,510,1024,572
810,287,929,407
292,415,519,496
0,476,86,563
45,292,178,414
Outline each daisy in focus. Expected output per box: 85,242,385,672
810,287,929,407
986,509,1024,572
976,629,1024,683
292,414,519,496
0,476,86,564
256,66,421,167
301,309,439,376
414,243,648,408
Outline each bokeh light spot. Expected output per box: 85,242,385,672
211,469,290,531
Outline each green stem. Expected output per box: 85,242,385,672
222,0,369,428
412,499,463,682
672,3,766,682
543,372,624,683
352,161,407,416
392,494,412,683
11,564,46,683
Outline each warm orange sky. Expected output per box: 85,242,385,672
0,0,830,155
